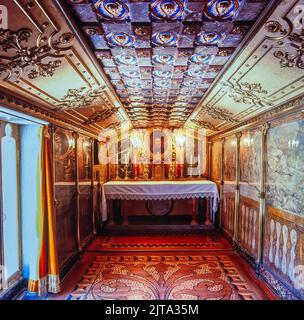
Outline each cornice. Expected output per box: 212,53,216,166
0,88,99,139
209,94,304,141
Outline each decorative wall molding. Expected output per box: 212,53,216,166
0,28,74,80
221,82,273,107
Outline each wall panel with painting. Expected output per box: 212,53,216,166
210,109,304,299
262,114,304,299
238,129,261,260
77,135,94,247
54,128,78,269
222,136,237,238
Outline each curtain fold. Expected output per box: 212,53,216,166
27,126,60,296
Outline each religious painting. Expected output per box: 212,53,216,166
55,129,75,182
224,136,236,182
266,119,304,217
54,129,77,268
223,136,237,237
211,140,221,182
240,129,261,201
78,135,92,181
264,116,304,299
78,135,93,245
237,129,261,258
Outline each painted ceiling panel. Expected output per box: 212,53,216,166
66,0,270,128
187,0,304,135
0,0,131,135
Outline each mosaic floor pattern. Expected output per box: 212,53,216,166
67,253,270,300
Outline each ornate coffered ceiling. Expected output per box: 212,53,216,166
0,0,130,136
186,0,304,135
65,0,270,128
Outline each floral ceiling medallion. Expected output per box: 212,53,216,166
92,0,129,20
153,70,172,78
152,31,179,47
0,28,73,81
151,0,184,20
106,32,135,47
196,31,225,46
205,0,242,21
222,82,273,107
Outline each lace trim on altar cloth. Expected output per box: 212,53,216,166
105,193,219,213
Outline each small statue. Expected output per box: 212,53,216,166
168,162,175,180
143,162,149,180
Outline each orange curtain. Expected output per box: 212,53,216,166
28,126,60,295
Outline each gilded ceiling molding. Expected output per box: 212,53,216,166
190,119,219,132
57,86,106,111
209,95,304,140
221,81,273,107
0,89,99,137
265,19,304,70
84,108,118,125
273,30,304,70
198,105,239,123
0,28,74,81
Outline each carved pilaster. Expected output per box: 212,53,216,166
257,123,270,265
234,132,242,241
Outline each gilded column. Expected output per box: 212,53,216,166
234,132,242,241
219,138,225,228
73,132,81,252
257,123,270,265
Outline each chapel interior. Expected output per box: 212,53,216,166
0,0,303,301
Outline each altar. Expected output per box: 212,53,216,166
102,180,219,227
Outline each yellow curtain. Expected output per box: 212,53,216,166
28,126,60,295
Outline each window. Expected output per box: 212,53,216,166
0,121,21,292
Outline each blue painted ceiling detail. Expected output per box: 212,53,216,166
67,0,269,128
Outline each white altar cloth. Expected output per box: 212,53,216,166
102,180,219,221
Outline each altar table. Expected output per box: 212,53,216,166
102,180,219,223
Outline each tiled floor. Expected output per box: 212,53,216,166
50,231,277,300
